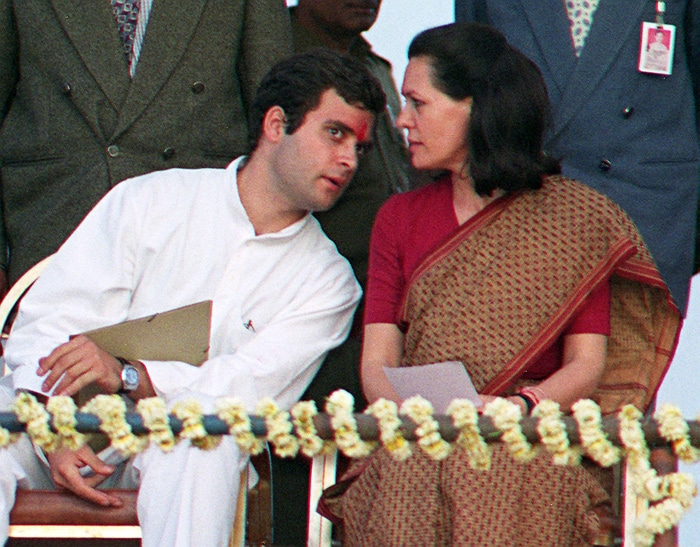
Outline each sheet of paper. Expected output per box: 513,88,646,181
383,361,481,414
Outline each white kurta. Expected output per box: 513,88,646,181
0,156,361,546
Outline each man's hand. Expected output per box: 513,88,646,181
47,445,123,507
37,335,121,396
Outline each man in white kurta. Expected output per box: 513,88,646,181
0,49,386,546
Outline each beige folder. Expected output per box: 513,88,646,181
82,300,212,366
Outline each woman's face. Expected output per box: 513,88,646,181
397,56,472,173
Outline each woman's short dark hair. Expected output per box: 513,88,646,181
408,22,561,195
248,49,386,150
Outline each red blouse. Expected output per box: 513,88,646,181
365,178,610,378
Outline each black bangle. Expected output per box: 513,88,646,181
514,393,534,415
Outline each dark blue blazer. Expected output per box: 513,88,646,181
456,0,700,313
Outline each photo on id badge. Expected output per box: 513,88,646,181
638,21,675,75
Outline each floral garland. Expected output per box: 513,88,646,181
655,403,700,464
4,391,700,547
324,390,374,458
215,398,264,456
618,404,697,546
290,400,333,458
171,399,221,450
0,421,14,449
445,398,491,470
256,398,299,458
572,399,621,467
137,397,176,452
46,395,85,451
82,395,147,456
365,399,411,461
401,396,451,460
532,399,580,466
13,392,58,452
483,397,536,462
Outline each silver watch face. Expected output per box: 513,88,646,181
121,364,139,391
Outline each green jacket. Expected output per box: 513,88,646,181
0,0,292,282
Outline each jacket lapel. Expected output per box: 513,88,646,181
49,0,131,111
519,0,578,101
550,0,647,136
112,0,208,138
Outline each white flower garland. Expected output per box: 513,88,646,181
483,397,536,462
365,399,411,461
256,398,299,458
82,395,147,456
290,400,333,458
655,403,700,464
46,396,85,451
532,399,581,466
572,399,621,467
13,392,57,452
401,396,451,460
617,404,698,546
4,391,700,547
325,390,374,458
216,398,264,455
137,397,176,452
171,399,221,450
446,398,491,470
0,422,14,449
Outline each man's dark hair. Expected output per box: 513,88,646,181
408,22,561,195
248,49,386,150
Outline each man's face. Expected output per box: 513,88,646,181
302,0,382,35
271,89,375,214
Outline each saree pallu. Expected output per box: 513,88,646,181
340,177,681,546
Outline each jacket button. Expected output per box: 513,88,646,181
107,145,120,158
191,81,205,94
61,83,72,95
162,147,175,160
599,159,612,171
622,106,635,118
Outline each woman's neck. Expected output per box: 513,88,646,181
451,171,502,225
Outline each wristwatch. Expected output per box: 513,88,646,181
116,357,139,393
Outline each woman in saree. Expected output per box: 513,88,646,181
336,23,681,546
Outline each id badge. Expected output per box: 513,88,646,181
638,21,676,75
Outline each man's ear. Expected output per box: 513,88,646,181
261,106,287,143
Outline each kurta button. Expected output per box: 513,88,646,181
107,145,120,158
192,82,205,94
162,147,175,160
599,159,612,171
622,106,635,118
61,83,72,95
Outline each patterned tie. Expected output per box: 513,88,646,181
564,0,600,56
111,0,140,67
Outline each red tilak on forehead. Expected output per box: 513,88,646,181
354,119,370,143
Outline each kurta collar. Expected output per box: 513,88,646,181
227,156,312,240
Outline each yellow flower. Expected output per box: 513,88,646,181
483,398,536,463
137,397,176,452
255,398,299,458
446,399,491,470
216,397,264,455
46,396,85,451
400,396,451,460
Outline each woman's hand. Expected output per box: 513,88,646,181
527,333,607,411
